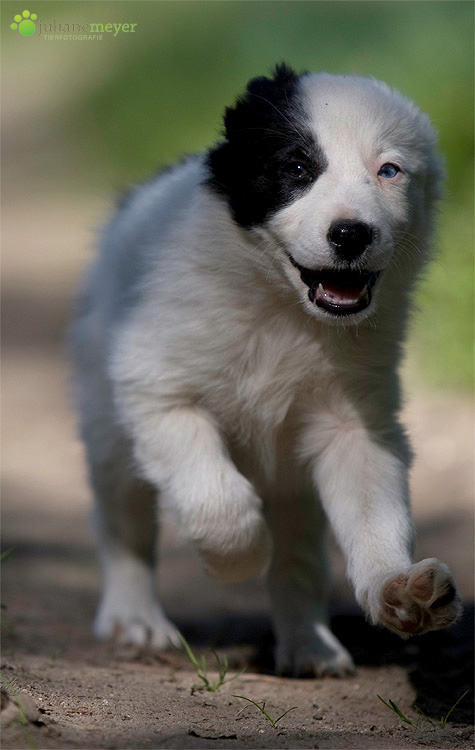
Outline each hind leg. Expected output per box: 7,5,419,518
88,442,179,649
267,481,355,677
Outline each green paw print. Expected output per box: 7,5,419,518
10,10,37,36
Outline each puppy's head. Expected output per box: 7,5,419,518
207,64,444,324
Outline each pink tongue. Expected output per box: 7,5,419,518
318,281,366,303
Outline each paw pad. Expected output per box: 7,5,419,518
379,558,462,638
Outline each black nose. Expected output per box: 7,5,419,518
327,221,374,262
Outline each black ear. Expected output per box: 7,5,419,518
223,63,302,142
206,63,320,228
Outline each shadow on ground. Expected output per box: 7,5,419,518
174,607,474,725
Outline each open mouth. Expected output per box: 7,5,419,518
289,257,381,316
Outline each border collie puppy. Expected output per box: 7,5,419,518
71,64,461,676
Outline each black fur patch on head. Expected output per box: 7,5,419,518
206,63,327,228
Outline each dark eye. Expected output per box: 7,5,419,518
288,163,312,181
378,163,400,179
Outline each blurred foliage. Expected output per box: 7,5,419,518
3,0,473,389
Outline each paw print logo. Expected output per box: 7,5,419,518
10,10,37,36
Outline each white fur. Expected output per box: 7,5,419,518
71,73,461,675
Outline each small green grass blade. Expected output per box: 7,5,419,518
197,673,211,690
440,689,470,728
377,695,418,728
176,631,202,671
274,706,298,725
233,694,276,727
414,704,435,726
222,665,248,684
175,631,247,692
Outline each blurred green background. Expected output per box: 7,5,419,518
2,0,473,389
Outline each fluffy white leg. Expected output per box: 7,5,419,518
95,544,179,649
267,483,354,677
89,447,179,649
119,404,272,583
310,412,461,637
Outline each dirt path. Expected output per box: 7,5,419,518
1,195,474,749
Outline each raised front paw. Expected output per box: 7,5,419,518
276,623,355,678
184,476,272,583
377,558,462,638
199,514,272,583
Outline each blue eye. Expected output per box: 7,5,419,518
378,163,400,179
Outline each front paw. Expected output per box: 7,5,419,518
199,514,272,583
95,597,180,650
276,623,355,678
374,558,462,637
184,477,272,583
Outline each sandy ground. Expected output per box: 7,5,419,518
1,194,474,749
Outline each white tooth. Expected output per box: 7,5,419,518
357,284,369,301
